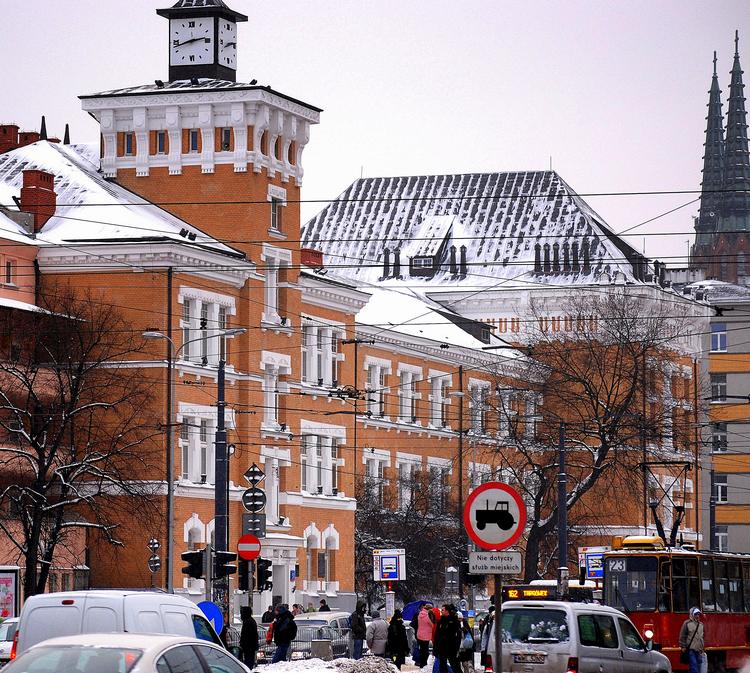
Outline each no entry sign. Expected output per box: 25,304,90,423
464,481,526,551
237,533,261,561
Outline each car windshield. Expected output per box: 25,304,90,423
0,621,16,641
3,646,142,673
501,609,569,643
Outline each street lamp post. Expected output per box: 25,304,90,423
143,327,246,595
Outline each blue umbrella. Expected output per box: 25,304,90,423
402,600,430,622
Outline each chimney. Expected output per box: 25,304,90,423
39,115,47,141
300,247,324,268
0,124,19,154
449,245,457,275
21,170,56,233
459,245,468,276
383,247,391,278
63,124,71,145
18,131,41,147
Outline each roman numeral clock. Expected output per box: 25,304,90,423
157,0,248,82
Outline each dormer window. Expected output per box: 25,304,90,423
410,255,436,278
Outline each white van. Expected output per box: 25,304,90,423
487,600,672,673
14,590,221,658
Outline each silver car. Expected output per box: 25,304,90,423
0,619,17,666
488,601,672,673
0,632,250,673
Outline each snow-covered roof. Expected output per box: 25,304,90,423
686,279,750,302
0,209,35,246
0,141,243,257
302,171,644,288
356,287,522,356
80,79,322,114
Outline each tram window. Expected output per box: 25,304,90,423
743,563,750,611
672,557,700,613
715,561,729,612
605,556,657,612
701,559,716,611
728,562,743,612
659,558,671,612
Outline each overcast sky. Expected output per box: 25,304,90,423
2,1,748,262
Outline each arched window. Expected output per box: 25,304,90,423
306,535,317,589
543,244,551,273
187,527,201,551
534,243,542,273
325,537,336,585
562,242,570,271
572,242,580,272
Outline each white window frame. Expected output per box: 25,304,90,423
429,371,452,428
397,364,422,424
156,130,167,154
711,374,727,403
365,357,391,418
715,474,728,504
469,379,490,435
712,423,728,453
189,129,199,153
711,323,728,353
178,289,236,366
261,244,292,326
396,453,421,509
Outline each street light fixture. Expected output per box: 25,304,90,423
143,326,247,594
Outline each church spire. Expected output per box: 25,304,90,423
697,50,725,241
721,30,750,228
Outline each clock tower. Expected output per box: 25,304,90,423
157,0,248,82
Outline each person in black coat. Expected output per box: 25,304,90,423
350,601,367,660
387,609,410,670
433,604,462,673
271,605,297,663
239,606,259,670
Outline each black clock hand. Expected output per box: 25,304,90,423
175,37,204,47
222,42,236,49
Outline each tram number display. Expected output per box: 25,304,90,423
607,558,625,572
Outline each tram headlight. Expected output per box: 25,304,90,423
643,629,654,640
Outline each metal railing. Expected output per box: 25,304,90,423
257,625,352,663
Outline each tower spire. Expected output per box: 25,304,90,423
721,30,750,229
696,50,725,243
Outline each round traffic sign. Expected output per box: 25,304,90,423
242,487,267,513
464,481,526,550
237,533,261,561
198,601,224,635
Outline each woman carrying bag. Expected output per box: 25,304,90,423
458,614,475,673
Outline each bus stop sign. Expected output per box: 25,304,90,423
464,481,526,551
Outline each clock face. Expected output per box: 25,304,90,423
218,20,237,69
170,17,215,66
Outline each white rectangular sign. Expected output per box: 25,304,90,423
373,548,406,581
469,550,523,575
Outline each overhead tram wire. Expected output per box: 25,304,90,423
0,184,746,211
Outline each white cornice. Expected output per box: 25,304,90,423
37,242,257,288
299,274,370,313
82,88,320,124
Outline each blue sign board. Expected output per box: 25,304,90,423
198,600,224,635
585,553,605,579
380,555,399,580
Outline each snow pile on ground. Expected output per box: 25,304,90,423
261,658,398,673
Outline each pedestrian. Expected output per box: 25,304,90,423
433,604,462,673
679,607,706,673
414,602,435,668
239,606,259,670
458,614,475,673
306,602,316,613
271,604,297,663
319,599,331,612
350,600,367,660
479,606,494,669
292,604,302,616
387,609,410,670
261,605,274,623
366,610,389,657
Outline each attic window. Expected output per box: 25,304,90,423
481,326,490,344
412,256,434,269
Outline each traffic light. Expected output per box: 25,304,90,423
181,548,206,579
256,557,273,591
460,560,484,586
238,559,254,591
214,550,238,579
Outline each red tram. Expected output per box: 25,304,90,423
603,536,750,672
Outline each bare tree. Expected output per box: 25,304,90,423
355,469,463,606
0,284,161,597
484,291,693,580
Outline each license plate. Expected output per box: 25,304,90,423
513,653,546,664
